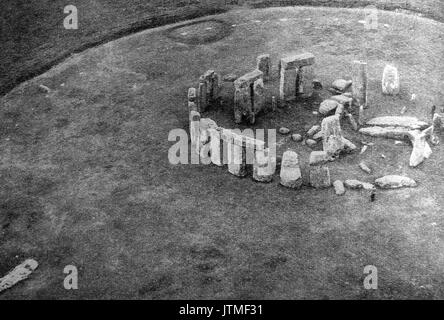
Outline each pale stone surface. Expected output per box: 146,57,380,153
366,116,429,130
257,54,271,81
335,104,345,117
333,180,346,195
0,259,38,293
299,65,315,97
330,95,353,108
188,87,197,102
307,125,321,137
319,99,339,115
292,133,303,142
188,101,197,113
351,60,368,107
309,166,331,188
359,162,372,174
271,96,277,111
359,126,411,139
382,64,400,95
279,127,290,135
279,67,297,101
280,52,315,70
344,179,363,189
346,112,359,131
312,131,323,141
253,78,266,114
321,115,356,156
190,111,201,155
280,150,302,188
358,105,365,125
408,129,433,167
253,148,276,183
375,175,417,189
331,79,352,92
235,69,263,87
208,128,223,166
309,151,330,165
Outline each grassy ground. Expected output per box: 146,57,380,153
1,0,443,97
0,6,443,299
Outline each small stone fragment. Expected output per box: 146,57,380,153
344,179,364,189
292,133,303,142
382,64,400,95
359,162,372,174
279,127,290,135
307,125,321,137
38,84,50,93
306,139,317,147
333,180,346,195
360,145,368,154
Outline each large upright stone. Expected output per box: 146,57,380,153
198,76,208,112
321,115,356,156
257,54,271,81
253,148,276,183
279,67,297,101
408,129,432,167
279,53,315,101
382,64,400,95
253,78,266,114
351,60,368,108
298,65,315,97
190,111,201,156
208,128,223,166
280,150,302,189
309,166,331,189
234,85,253,124
227,134,247,177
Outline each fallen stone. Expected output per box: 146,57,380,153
374,175,417,189
330,95,353,108
309,151,330,165
280,150,302,189
223,74,238,82
38,84,50,93
306,139,317,147
279,127,290,135
344,179,364,189
331,79,352,92
312,131,323,141
366,116,429,130
333,180,345,195
360,145,368,154
307,125,321,137
362,182,376,190
382,64,400,95
0,259,38,293
359,162,372,174
359,126,411,140
292,133,303,142
309,166,331,188
319,99,340,115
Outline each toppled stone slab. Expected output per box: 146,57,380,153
312,131,323,141
331,79,352,92
279,127,290,135
366,116,429,130
333,180,346,195
375,175,417,189
307,125,321,137
319,99,339,115
0,259,38,293
382,64,400,95
344,179,375,190
359,126,411,140
309,151,331,165
309,166,331,188
280,150,302,189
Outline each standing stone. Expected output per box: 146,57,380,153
279,67,297,101
188,87,197,104
203,69,215,98
321,115,356,156
271,96,277,111
188,101,197,113
257,54,271,81
382,64,400,95
309,150,330,166
333,180,346,195
280,150,302,189
351,60,368,108
309,166,331,189
190,111,201,156
358,105,365,125
208,128,223,166
253,78,266,114
227,134,247,177
211,72,221,101
408,129,433,167
253,148,276,183
298,66,315,97
234,84,252,124
198,77,208,112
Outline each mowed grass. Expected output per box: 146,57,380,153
1,0,443,96
0,6,444,299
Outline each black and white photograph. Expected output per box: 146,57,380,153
0,0,443,306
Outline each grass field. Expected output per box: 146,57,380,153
1,0,443,97
0,6,443,299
